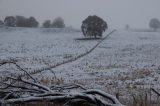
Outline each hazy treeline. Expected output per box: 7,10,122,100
0,15,160,31
0,15,65,28
42,17,65,28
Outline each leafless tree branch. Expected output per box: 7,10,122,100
151,88,160,97
0,77,124,106
0,60,38,83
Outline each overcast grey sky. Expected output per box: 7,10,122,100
0,0,160,29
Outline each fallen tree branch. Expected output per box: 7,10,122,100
6,77,51,93
50,83,87,91
84,89,122,105
151,88,160,97
0,59,17,67
0,77,124,106
0,60,38,83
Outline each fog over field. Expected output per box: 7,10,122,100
1,0,160,105
0,0,160,29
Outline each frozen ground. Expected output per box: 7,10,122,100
0,27,98,75
0,27,160,99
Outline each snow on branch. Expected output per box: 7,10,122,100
0,77,124,106
0,59,37,83
0,58,123,106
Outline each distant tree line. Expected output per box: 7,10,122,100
1,15,160,32
1,16,39,27
16,16,39,27
42,17,65,28
0,16,65,28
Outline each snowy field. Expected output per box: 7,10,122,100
0,27,160,99
0,27,98,75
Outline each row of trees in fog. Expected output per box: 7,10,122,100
0,16,39,27
1,15,160,32
42,17,65,28
0,16,65,28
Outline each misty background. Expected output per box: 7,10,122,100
0,0,160,29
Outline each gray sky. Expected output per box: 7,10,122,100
0,0,160,29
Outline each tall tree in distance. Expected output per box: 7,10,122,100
4,16,16,27
149,18,160,31
81,15,107,38
125,24,130,30
51,17,65,28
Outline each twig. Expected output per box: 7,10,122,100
0,60,38,83
151,88,160,96
7,77,52,93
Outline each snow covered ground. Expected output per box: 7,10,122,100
0,27,98,75
0,27,160,98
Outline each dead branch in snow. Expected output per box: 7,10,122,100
0,56,124,106
151,88,160,97
0,76,124,106
0,60,37,83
